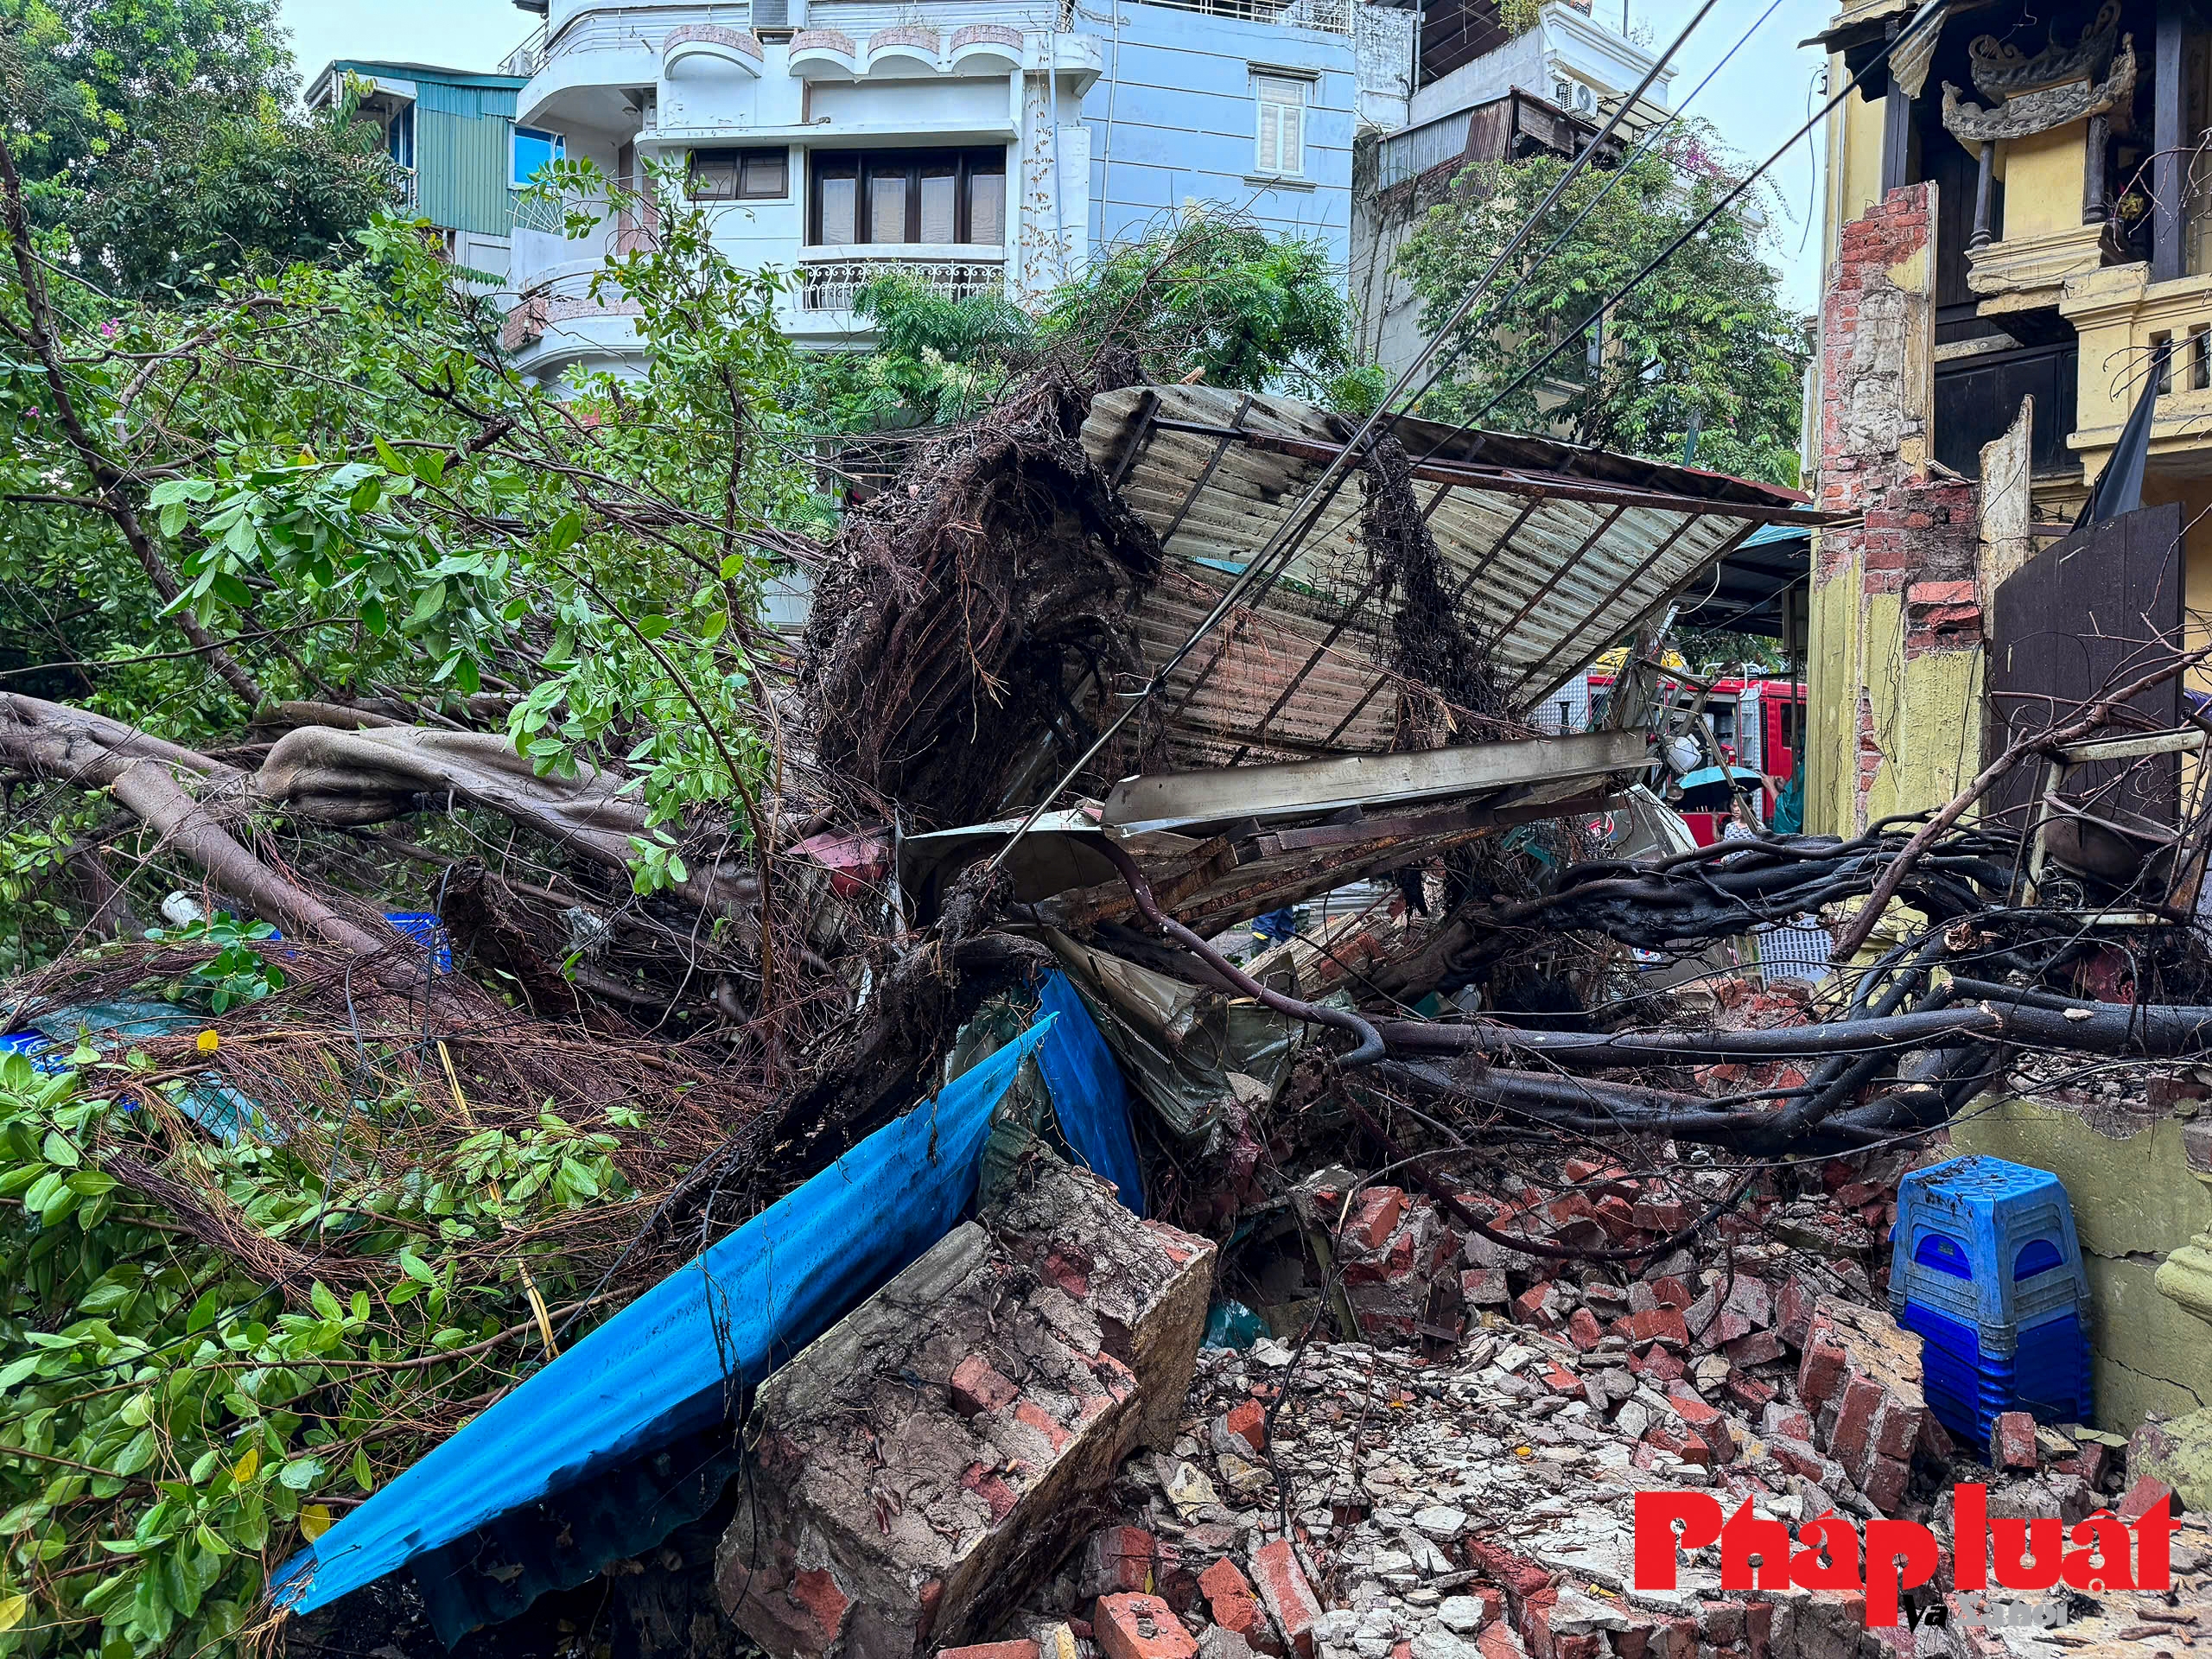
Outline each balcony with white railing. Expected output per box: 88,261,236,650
1136,0,1353,35
796,249,1007,314
522,3,754,129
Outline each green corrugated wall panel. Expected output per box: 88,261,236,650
414,81,518,238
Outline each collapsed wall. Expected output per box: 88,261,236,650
716,1160,1214,1658
1805,181,1984,841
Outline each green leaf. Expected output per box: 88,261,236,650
372,435,409,477
309,1282,341,1323
408,581,448,627
111,1427,157,1478
545,510,583,554
353,1446,374,1491
186,1288,222,1333
397,1249,435,1285
636,614,671,640
0,1352,43,1389
40,1130,79,1168
276,1458,321,1491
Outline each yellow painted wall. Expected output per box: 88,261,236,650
1993,124,2088,240
1806,554,1984,839
1808,544,1860,838
1825,72,1889,277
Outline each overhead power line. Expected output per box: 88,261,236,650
991,0,1730,869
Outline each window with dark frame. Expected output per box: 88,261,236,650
808,148,1008,246
688,147,789,201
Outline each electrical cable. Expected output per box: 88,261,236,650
1463,1,1949,429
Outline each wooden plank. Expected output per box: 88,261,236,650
1251,790,1619,856
1100,728,1649,829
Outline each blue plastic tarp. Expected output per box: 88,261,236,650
1031,971,1145,1217
274,1019,1056,1616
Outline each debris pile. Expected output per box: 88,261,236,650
16,368,2212,1659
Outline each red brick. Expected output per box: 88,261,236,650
1868,1394,1922,1462
1634,1345,1688,1383
1516,1284,1562,1330
1671,1395,1738,1464
1082,1527,1158,1597
1777,1276,1820,1347
1540,1361,1583,1395
1042,1246,1092,1299
1990,1411,2037,1472
1250,1540,1324,1659
1197,1558,1268,1646
949,1353,1020,1417
2119,1475,2181,1524
1650,1275,1693,1309
1726,1372,1778,1413
1861,1451,1910,1513
791,1567,850,1643
1633,1199,1689,1231
1618,1307,1691,1349
1827,1375,1885,1473
1567,1307,1604,1351
1344,1187,1408,1253
1797,1337,1847,1406
1917,1410,1955,1462
940,1644,1039,1659
1743,1601,1774,1659
2060,1441,2111,1487
1696,1601,1745,1645
1094,1594,1198,1659
1224,1399,1268,1455
1724,1330,1785,1367
1613,1623,1653,1659
1770,1436,1829,1481
1463,1535,1553,1599
1906,581,1975,607
960,1462,1017,1522
1644,1423,1712,1466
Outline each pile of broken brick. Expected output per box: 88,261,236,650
715,1151,2207,1659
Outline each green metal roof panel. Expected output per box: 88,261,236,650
416,104,520,238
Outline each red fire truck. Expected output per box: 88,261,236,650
1582,672,1807,842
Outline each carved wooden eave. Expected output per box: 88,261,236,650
1942,34,2136,146
1967,0,2122,101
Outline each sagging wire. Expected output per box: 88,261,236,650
985,0,1732,876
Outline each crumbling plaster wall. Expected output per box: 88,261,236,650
1951,1097,2212,1432
1808,182,1986,839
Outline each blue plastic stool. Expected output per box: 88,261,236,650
1889,1155,2092,1446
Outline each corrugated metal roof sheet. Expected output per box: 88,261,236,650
1078,385,1826,764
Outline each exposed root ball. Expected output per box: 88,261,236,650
800,377,1163,828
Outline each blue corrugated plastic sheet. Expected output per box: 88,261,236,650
1032,971,1144,1216
273,1020,1058,1617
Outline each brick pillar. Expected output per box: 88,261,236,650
1807,183,1986,840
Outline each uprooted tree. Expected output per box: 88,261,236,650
10,47,2212,1656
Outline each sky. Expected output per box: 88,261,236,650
275,0,1838,309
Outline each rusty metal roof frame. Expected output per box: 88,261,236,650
1079,386,1834,770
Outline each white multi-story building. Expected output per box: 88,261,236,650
497,0,1418,383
